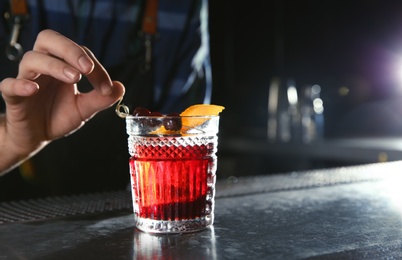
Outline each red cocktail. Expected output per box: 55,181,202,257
126,115,219,233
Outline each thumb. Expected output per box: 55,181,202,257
77,81,125,120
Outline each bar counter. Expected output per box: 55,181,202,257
1,161,402,259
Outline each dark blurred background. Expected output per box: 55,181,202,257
210,0,402,176
210,0,402,136
3,0,402,201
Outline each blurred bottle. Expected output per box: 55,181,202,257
267,77,280,142
267,78,280,142
300,84,324,143
267,78,300,143
286,79,301,143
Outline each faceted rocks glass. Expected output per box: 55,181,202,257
126,115,220,233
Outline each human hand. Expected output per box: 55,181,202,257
0,29,125,169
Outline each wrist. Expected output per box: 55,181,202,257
0,115,47,175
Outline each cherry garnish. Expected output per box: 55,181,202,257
149,111,163,117
148,111,163,127
132,107,182,131
132,107,151,116
163,113,182,131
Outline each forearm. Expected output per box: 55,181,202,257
0,114,21,175
0,114,44,176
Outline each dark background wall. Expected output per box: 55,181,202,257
209,0,402,139
3,0,402,202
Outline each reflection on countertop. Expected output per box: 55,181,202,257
2,161,402,259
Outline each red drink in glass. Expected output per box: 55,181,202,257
126,115,219,233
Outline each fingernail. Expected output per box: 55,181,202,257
63,67,78,80
24,82,38,94
78,55,93,72
100,83,112,95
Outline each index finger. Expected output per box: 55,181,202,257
33,29,94,74
82,47,113,96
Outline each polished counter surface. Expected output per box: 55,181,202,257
1,161,402,259
221,137,402,164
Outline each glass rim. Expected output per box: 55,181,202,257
125,115,220,119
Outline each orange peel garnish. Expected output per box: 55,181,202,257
180,104,225,117
180,104,225,128
150,104,224,134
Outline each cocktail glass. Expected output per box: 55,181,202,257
126,115,220,233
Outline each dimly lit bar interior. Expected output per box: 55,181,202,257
2,0,402,258
212,0,402,176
